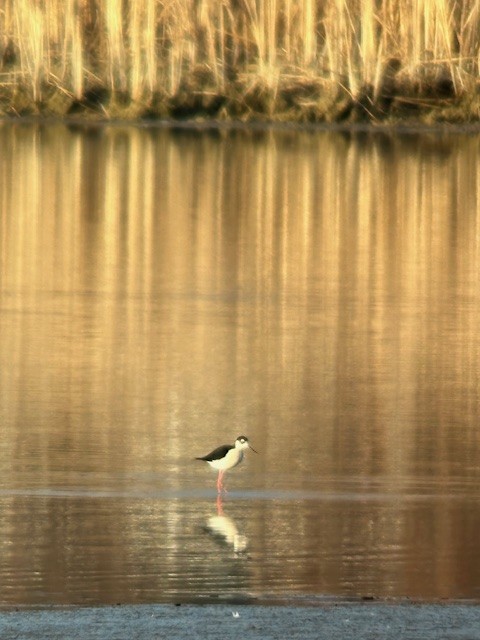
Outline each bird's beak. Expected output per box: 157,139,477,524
249,444,258,453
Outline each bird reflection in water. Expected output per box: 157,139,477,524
204,494,248,554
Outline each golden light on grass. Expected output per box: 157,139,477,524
1,0,480,120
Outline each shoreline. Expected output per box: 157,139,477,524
1,89,479,128
3,594,480,611
2,113,480,134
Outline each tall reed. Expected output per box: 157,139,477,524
1,0,480,118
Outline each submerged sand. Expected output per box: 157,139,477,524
1,603,480,640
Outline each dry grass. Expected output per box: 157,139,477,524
1,0,480,121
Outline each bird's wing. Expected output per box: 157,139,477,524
196,444,233,461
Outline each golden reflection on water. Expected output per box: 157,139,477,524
0,124,480,603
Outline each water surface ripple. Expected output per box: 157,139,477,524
1,124,480,604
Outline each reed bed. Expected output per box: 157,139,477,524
1,0,480,121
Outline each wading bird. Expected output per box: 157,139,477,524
196,435,257,493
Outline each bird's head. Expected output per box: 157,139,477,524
235,435,258,453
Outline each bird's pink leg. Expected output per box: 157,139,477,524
216,470,224,493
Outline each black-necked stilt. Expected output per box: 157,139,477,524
196,435,257,493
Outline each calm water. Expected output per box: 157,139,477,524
1,123,480,605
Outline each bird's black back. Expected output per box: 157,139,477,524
196,443,234,462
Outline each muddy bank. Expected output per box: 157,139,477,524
2,74,480,125
1,603,480,640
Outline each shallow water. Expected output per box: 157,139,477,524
1,123,480,605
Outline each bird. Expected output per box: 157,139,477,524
196,435,257,493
